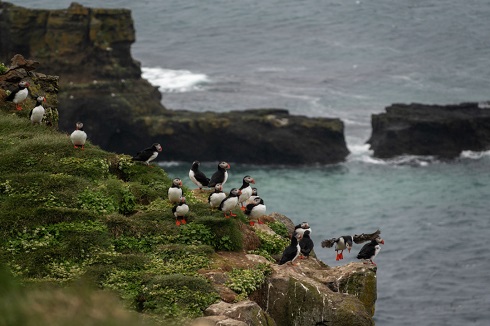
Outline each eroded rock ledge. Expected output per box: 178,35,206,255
0,2,349,165
367,102,490,158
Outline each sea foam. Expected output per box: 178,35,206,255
141,67,210,93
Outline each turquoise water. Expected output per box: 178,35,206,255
162,155,490,325
9,0,490,324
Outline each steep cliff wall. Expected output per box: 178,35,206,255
0,2,349,164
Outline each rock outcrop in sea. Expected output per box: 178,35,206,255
0,1,349,165
367,102,490,158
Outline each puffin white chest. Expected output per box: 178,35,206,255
373,245,381,259
13,88,28,104
209,192,226,208
250,204,266,218
168,187,182,203
239,186,252,203
221,197,238,211
30,106,45,124
174,204,189,217
70,130,87,145
146,151,158,164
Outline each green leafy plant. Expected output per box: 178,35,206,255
77,188,116,215
0,62,8,74
225,263,272,301
267,221,289,238
255,230,290,255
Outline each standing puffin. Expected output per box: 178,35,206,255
29,96,46,125
168,178,183,204
208,161,230,187
6,81,29,111
244,196,266,225
172,196,189,226
237,175,255,210
299,230,314,259
189,160,210,190
357,237,385,265
70,122,87,150
208,183,226,209
219,188,241,218
132,143,162,165
279,231,302,265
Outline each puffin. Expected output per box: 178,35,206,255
279,231,302,265
299,230,314,259
208,161,230,187
325,236,354,261
208,183,226,209
168,178,183,204
244,196,266,225
189,160,210,190
294,222,312,237
172,196,189,226
237,175,255,210
219,188,241,218
6,81,29,111
321,230,381,261
132,143,162,165
29,96,46,125
357,237,385,265
70,122,87,150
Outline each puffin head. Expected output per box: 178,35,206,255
243,175,255,184
19,81,30,88
153,143,162,152
75,122,84,130
172,178,183,187
36,96,46,104
214,183,223,192
218,161,230,170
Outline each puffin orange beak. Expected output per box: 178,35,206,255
251,179,256,184
348,248,351,253
380,240,385,245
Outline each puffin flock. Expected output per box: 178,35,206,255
5,80,384,266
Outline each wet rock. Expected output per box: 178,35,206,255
367,102,490,158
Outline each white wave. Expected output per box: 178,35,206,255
141,67,210,93
460,150,490,159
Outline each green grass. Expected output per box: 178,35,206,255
0,110,275,324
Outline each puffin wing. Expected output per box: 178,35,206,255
321,238,338,248
353,229,381,244
195,171,210,186
133,147,152,161
357,242,375,259
300,238,314,256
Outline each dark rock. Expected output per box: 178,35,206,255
367,102,490,158
0,2,349,165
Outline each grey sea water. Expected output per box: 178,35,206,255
8,0,490,324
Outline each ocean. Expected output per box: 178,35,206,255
8,1,490,325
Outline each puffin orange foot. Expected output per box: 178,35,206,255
249,221,255,226
181,219,187,224
175,220,181,226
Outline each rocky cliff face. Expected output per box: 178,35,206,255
367,102,490,158
0,1,349,165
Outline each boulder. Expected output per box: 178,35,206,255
250,259,375,326
367,102,490,158
0,2,349,165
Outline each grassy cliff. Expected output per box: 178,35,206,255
0,111,285,325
